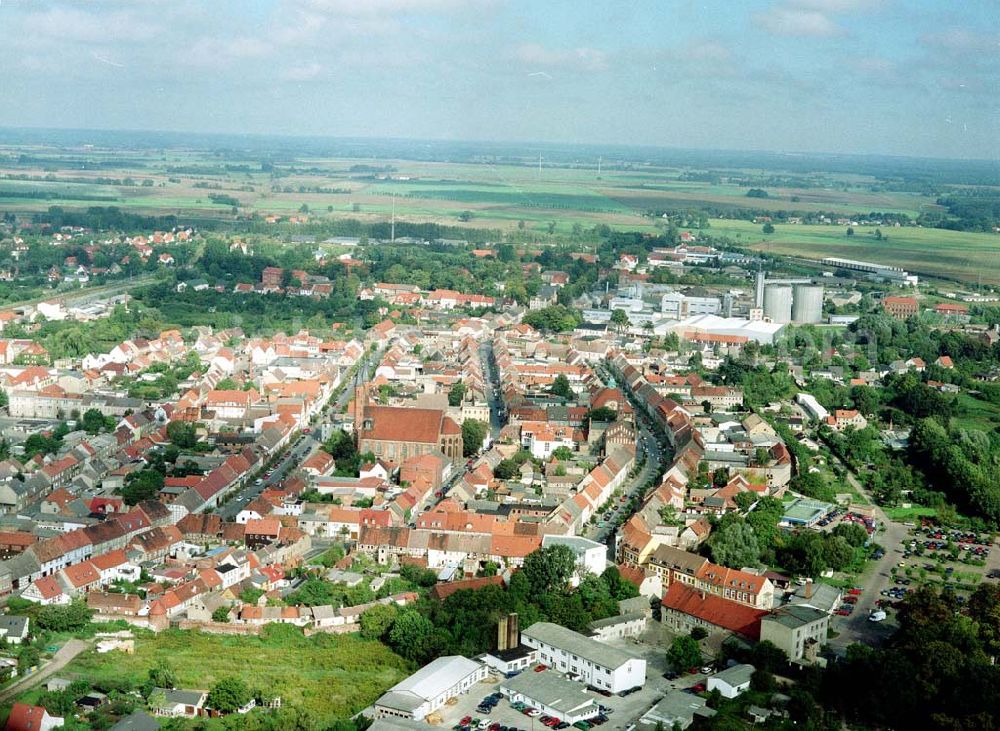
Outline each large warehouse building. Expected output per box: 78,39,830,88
374,656,488,721
655,314,785,345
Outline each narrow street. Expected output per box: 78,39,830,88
585,363,668,557
0,640,91,704
219,349,380,520
478,341,504,439
827,454,908,651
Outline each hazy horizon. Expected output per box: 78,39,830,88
0,1,997,160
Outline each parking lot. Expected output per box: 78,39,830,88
436,641,707,731
872,521,994,609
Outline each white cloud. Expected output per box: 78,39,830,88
22,6,162,44
514,44,608,72
283,62,325,81
183,37,273,67
755,7,845,37
920,29,1000,54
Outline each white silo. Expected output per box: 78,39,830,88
792,285,824,324
763,285,793,324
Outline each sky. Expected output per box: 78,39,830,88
0,0,997,159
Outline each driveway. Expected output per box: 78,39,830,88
827,458,908,651
0,639,90,704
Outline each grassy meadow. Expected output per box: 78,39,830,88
53,626,410,725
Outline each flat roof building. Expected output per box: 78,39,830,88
521,622,646,694
639,690,716,730
500,671,600,723
760,605,830,664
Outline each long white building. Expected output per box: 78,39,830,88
521,622,646,694
374,656,488,721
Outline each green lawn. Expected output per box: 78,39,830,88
885,506,938,522
952,393,1000,433
705,218,1000,284
53,625,410,724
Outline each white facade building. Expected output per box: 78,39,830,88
521,622,646,694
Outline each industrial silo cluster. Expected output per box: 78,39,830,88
761,283,823,324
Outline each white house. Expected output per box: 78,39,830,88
707,664,754,699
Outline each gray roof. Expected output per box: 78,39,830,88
763,604,829,630
370,719,432,731
522,622,639,670
541,535,605,556
618,596,651,615
501,671,597,714
110,712,162,731
588,611,646,631
789,583,842,613
710,663,755,688
0,615,29,638
159,688,206,707
379,655,482,708
643,690,716,727
376,691,425,712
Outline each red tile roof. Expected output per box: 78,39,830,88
7,703,57,731
661,583,766,638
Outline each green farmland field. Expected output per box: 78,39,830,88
706,218,1000,284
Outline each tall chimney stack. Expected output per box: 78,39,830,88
507,612,519,649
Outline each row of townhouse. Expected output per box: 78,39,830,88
356,524,543,574
547,447,635,534
360,284,496,310
648,544,775,610
0,500,173,594
0,423,150,513
164,436,284,522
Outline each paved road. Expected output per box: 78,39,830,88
218,434,318,520
827,458,906,651
585,364,667,556
218,349,380,520
478,341,504,439
0,639,90,703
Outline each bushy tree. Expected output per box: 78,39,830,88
387,610,437,662
493,459,519,480
149,660,177,689
522,544,576,595
667,635,702,671
359,604,398,641
207,677,251,714
461,419,487,457
709,520,760,568
122,469,164,505
549,374,573,399
448,383,467,407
